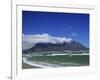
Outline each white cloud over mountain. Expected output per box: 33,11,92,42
23,33,72,50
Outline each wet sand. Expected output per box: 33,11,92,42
22,63,40,69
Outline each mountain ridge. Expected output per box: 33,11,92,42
23,40,89,53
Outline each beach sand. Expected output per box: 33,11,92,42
22,63,40,69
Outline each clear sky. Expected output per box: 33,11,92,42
22,11,89,48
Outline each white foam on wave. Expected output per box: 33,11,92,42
47,53,89,56
23,53,89,68
23,57,61,68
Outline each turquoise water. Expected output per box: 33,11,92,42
23,53,89,68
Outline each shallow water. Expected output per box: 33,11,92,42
22,53,89,69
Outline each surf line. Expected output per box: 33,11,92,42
23,57,60,68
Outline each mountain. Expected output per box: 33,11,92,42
23,40,89,53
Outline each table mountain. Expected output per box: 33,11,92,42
23,40,89,53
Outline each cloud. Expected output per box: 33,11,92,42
71,33,78,37
23,33,72,50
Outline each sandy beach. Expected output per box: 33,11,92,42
22,63,40,69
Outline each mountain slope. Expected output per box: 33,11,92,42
23,40,89,53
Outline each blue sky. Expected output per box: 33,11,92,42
22,11,89,48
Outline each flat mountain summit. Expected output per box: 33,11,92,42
23,40,89,53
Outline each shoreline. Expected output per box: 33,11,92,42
22,63,40,69
22,56,89,69
23,57,61,68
